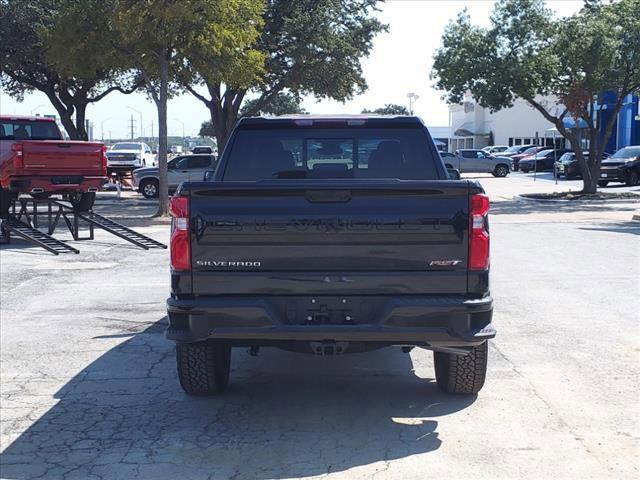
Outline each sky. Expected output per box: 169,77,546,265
0,0,584,140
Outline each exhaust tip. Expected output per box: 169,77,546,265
31,188,44,193
87,187,98,192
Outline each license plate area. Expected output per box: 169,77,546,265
51,176,83,184
281,296,380,325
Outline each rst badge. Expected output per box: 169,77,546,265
429,260,463,267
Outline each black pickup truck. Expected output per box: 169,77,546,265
167,115,495,396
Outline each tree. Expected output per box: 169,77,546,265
0,0,139,140
361,104,409,115
113,0,263,215
239,91,306,116
431,0,640,193
184,0,386,150
199,120,215,138
200,91,304,138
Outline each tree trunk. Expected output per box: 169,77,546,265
43,90,89,140
211,103,237,154
45,92,80,140
74,102,88,140
156,55,169,216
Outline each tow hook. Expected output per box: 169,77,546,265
310,341,349,356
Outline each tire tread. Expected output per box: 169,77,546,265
434,341,488,394
176,343,230,396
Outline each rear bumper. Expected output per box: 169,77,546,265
166,294,495,348
7,176,106,193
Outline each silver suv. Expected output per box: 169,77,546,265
444,149,511,177
132,154,216,198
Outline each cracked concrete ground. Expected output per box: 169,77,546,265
1,184,639,479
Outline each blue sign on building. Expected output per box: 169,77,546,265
597,93,640,153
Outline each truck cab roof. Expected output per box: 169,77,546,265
237,115,426,128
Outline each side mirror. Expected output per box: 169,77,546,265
203,170,215,182
447,168,461,180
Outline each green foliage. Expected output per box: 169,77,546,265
0,0,136,139
240,92,306,116
111,0,265,215
431,0,640,192
199,120,215,138
185,0,387,148
361,104,409,115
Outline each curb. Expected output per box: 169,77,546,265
516,194,640,204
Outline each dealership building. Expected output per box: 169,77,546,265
448,93,639,153
448,95,565,152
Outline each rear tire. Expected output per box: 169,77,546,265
597,180,609,188
434,341,488,394
176,342,231,396
625,170,639,186
140,179,159,199
69,192,96,212
492,164,509,177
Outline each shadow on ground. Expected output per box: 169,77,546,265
579,221,640,236
0,318,476,479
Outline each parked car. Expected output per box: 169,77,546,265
0,115,106,213
481,145,508,154
555,151,610,179
511,146,554,171
519,149,571,173
598,146,640,187
131,154,216,198
106,142,156,172
192,146,214,154
448,149,510,177
498,144,535,158
166,115,495,396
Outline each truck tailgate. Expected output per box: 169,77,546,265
187,181,475,295
21,140,103,173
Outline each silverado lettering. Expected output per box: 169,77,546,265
196,260,262,267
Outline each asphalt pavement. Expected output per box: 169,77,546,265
1,180,638,479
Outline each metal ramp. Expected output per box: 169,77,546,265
75,211,167,250
0,217,79,255
1,197,166,255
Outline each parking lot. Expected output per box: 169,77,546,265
1,174,639,480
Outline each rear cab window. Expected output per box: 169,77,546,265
221,127,441,180
0,119,61,140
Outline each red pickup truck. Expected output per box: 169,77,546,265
0,115,107,213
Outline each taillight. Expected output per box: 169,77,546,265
169,196,190,271
469,193,490,270
11,143,23,169
100,145,108,171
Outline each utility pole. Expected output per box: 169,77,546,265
128,106,143,140
129,115,135,140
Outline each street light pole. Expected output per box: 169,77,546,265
30,104,45,115
100,117,111,142
407,93,419,115
127,106,143,139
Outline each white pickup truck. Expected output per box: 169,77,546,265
106,142,156,172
